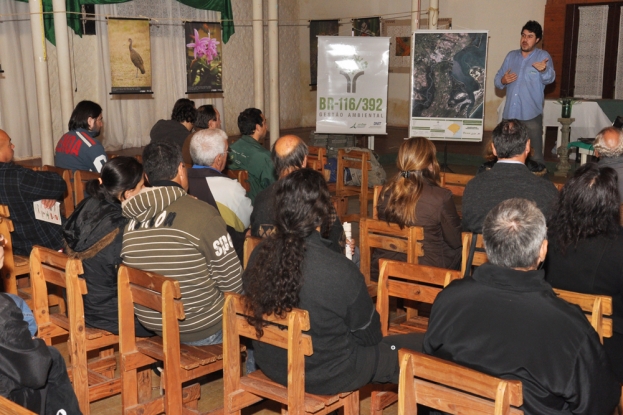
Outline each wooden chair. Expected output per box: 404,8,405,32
73,170,100,206
440,172,474,197
223,292,359,415
359,217,424,297
30,246,120,415
42,165,75,217
553,289,613,344
243,235,262,269
336,148,375,222
134,154,143,164
226,169,251,193
397,349,523,415
0,206,30,301
307,145,327,174
0,396,37,415
118,265,227,415
370,260,461,415
461,232,488,277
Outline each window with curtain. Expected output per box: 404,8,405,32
561,2,623,99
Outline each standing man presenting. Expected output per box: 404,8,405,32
494,21,555,165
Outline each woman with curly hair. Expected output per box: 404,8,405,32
373,137,461,280
243,168,422,395
545,162,623,381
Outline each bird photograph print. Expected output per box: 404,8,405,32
107,18,152,94
185,22,223,93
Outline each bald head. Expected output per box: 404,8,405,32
594,127,623,158
271,135,308,178
0,130,15,163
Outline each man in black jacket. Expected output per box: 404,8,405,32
424,198,620,415
0,293,81,414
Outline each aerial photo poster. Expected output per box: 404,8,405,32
316,36,390,135
409,30,488,141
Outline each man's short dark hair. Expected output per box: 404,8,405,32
522,20,543,41
492,119,528,159
271,140,308,177
68,100,102,131
238,108,263,136
171,98,197,124
142,141,183,183
195,105,217,129
483,198,547,269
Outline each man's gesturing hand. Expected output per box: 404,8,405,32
501,69,518,85
532,58,549,72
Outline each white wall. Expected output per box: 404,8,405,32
297,0,547,131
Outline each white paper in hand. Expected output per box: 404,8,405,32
33,201,62,225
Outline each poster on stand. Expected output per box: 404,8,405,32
107,18,152,94
185,22,223,93
309,20,339,86
409,30,488,141
316,36,389,135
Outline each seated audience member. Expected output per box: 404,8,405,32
477,140,547,177
462,120,558,233
545,162,623,382
244,169,423,395
0,129,66,256
150,98,197,149
55,100,108,173
227,108,275,202
182,104,221,165
63,157,152,337
251,134,346,254
374,136,461,280
593,126,623,201
0,292,81,414
188,129,252,261
122,141,243,345
424,198,620,415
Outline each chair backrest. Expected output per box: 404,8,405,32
0,206,29,296
0,395,38,415
553,288,613,344
42,165,75,217
440,172,474,197
461,232,488,277
359,218,424,290
243,235,262,269
29,246,85,345
336,148,371,194
73,170,100,206
372,185,383,220
223,292,312,412
398,349,523,415
117,264,185,379
377,260,461,335
226,169,251,193
134,154,143,164
307,145,327,173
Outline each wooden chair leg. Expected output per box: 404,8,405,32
370,388,398,415
137,368,152,403
343,391,360,415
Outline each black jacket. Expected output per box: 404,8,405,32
63,197,152,337
149,119,190,149
249,231,381,395
424,262,620,415
0,293,51,413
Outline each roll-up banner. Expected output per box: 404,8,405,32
107,18,152,95
316,36,390,135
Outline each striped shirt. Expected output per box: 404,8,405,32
121,185,243,342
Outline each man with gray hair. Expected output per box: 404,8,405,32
187,128,252,261
594,126,623,200
424,198,620,414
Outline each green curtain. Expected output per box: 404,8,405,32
175,0,234,43
14,0,234,45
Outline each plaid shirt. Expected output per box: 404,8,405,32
0,163,66,255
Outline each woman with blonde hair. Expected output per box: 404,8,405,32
373,137,462,279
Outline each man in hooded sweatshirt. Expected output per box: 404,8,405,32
121,141,243,346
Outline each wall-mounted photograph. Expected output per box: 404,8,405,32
185,22,223,93
107,18,152,94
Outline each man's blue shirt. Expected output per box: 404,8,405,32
494,48,555,121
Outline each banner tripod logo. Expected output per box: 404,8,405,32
337,54,368,93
